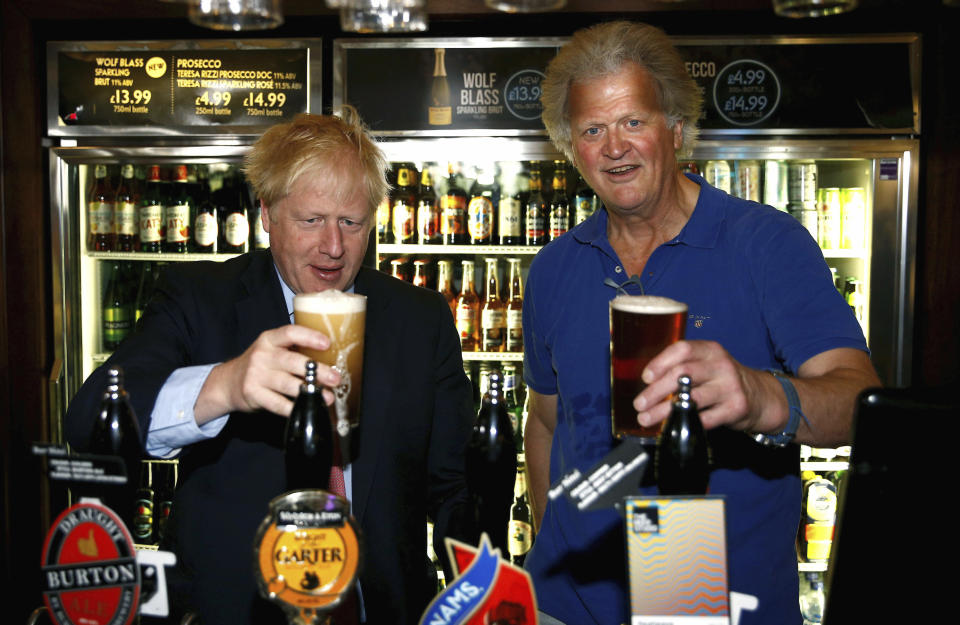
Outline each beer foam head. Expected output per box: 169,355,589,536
610,294,687,314
294,290,366,314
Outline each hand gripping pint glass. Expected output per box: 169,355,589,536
293,291,366,436
610,295,688,443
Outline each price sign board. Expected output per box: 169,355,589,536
334,38,564,136
674,35,919,135
47,39,322,137
333,35,916,138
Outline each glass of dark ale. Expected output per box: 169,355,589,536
293,291,366,435
610,295,688,443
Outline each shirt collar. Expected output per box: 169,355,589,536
572,172,723,250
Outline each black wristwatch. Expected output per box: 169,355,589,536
752,369,808,447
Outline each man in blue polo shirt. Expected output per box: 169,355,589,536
522,21,881,625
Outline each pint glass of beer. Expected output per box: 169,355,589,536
610,295,688,442
293,291,366,435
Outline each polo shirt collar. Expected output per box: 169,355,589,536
572,173,723,251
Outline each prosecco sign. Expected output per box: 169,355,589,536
47,39,322,136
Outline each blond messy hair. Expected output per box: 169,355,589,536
541,21,703,161
243,105,389,213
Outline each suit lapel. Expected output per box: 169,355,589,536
350,267,397,523
235,250,290,350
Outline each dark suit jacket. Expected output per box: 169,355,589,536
65,250,474,625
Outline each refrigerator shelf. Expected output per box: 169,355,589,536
798,562,829,573
822,249,867,259
87,251,243,263
461,351,523,362
378,244,541,256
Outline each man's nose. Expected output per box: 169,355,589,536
605,127,629,159
318,222,344,257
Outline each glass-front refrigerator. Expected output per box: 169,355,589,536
46,37,323,547
333,32,920,604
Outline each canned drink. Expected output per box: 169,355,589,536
789,202,819,240
788,160,818,204
817,188,842,250
704,160,731,193
735,160,761,202
763,160,788,211
840,187,866,250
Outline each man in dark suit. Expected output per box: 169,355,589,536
64,108,474,625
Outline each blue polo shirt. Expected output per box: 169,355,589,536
522,175,867,625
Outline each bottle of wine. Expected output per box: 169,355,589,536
88,367,143,533
466,369,517,556
655,375,711,496
284,361,333,492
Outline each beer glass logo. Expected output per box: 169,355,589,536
255,493,360,616
41,501,141,625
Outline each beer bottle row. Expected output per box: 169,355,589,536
383,255,525,353
86,163,269,254
133,460,178,546
378,160,599,247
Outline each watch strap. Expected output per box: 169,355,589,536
752,369,809,447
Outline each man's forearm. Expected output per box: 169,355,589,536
755,348,881,447
523,390,557,532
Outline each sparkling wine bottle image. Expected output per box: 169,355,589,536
429,48,452,126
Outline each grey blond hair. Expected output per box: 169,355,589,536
541,21,703,160
243,105,389,214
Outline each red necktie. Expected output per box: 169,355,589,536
329,437,346,500
327,437,358,623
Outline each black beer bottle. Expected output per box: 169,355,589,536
656,376,711,496
153,461,177,543
132,461,155,544
466,369,517,555
284,361,333,491
88,367,143,532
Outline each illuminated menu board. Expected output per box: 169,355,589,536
47,40,322,136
